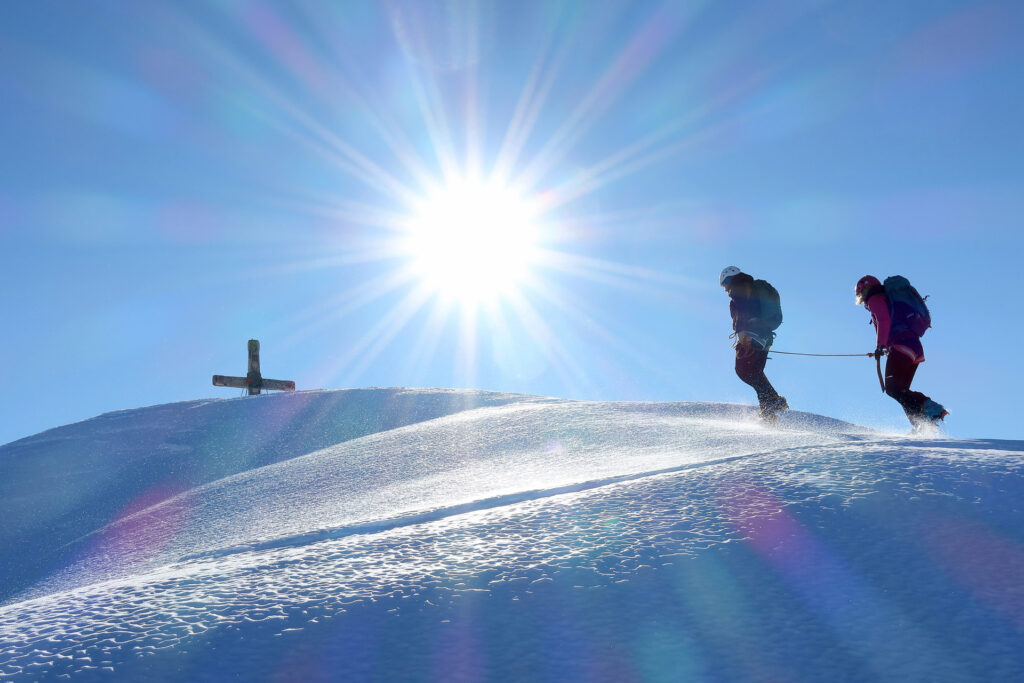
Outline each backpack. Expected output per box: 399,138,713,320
883,275,931,338
753,279,783,331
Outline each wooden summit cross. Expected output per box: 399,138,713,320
212,339,295,395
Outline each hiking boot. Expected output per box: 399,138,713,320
922,399,948,423
759,396,788,423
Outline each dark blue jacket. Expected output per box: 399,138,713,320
727,273,776,336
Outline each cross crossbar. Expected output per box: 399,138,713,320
212,339,295,395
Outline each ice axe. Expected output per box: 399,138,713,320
874,350,886,393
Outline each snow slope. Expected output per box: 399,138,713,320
1,389,1022,681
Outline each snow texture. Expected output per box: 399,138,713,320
1,388,1022,681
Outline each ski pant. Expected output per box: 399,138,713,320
735,341,781,410
884,348,930,422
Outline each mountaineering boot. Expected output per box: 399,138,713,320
922,399,948,423
908,400,948,435
759,396,789,424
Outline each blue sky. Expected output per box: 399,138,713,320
1,0,1022,445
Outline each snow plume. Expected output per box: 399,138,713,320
1,389,1022,681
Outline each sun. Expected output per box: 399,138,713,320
403,176,542,306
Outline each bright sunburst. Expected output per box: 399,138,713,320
402,176,542,306
247,2,700,390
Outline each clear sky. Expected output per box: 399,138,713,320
1,0,1022,445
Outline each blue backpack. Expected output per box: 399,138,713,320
883,275,931,338
753,279,783,331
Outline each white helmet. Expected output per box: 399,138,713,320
719,266,741,286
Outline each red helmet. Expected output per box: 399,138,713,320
855,275,880,304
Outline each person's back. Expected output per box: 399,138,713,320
732,276,782,334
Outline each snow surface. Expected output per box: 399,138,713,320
1,388,1023,681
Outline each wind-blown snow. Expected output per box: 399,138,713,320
1,389,1022,681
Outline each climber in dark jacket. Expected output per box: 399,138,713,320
720,266,788,422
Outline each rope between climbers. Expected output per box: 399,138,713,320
768,350,872,357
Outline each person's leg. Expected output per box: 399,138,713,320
735,343,781,409
884,351,929,423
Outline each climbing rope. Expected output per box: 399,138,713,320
730,331,873,357
767,348,886,391
768,350,873,357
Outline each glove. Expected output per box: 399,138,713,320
872,346,887,360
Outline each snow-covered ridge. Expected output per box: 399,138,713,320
4,389,867,602
2,389,1023,681
0,388,537,602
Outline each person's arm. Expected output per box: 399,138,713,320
865,293,890,348
731,296,757,332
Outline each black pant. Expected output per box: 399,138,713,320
735,342,780,409
884,351,930,422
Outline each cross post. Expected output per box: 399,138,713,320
213,339,295,395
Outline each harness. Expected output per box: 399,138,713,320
731,330,775,350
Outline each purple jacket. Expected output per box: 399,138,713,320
866,293,924,363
